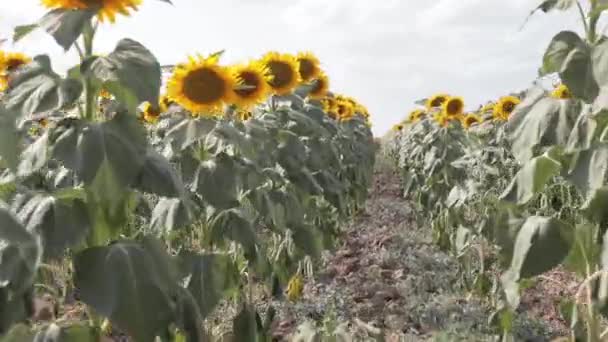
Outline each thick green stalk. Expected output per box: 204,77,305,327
82,22,97,121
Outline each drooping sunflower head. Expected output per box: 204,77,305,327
41,0,143,23
159,94,175,112
494,95,521,120
236,109,253,121
551,83,572,100
434,113,451,127
336,99,354,121
308,72,329,99
426,93,449,110
392,124,404,132
141,101,161,124
231,61,271,108
0,51,31,73
167,54,236,116
408,109,426,123
261,52,301,95
442,96,465,117
297,51,321,82
321,96,338,113
462,113,481,129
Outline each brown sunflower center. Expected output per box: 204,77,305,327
502,101,516,114
466,117,478,125
298,59,316,81
560,89,571,99
311,78,326,95
235,71,261,98
182,67,226,104
431,96,446,107
446,100,463,115
5,58,26,72
267,61,294,89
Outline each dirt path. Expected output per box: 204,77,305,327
270,168,566,341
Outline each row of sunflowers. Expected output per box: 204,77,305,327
0,0,377,340
390,83,572,133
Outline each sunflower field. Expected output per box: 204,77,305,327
384,1,608,341
0,0,376,341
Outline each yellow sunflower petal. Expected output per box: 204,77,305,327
442,96,465,117
462,113,481,129
551,83,572,100
493,95,521,121
426,93,450,110
308,72,329,99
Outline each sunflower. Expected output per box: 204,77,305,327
99,88,112,99
0,52,31,73
426,93,449,110
141,102,161,124
231,61,271,108
261,52,301,95
297,52,321,82
167,54,236,116
392,124,404,132
336,99,354,121
493,96,521,120
0,76,7,92
308,72,329,99
237,109,253,121
434,113,451,127
321,96,338,113
551,84,571,99
41,0,142,23
442,96,464,118
159,94,175,112
408,109,426,123
462,113,481,129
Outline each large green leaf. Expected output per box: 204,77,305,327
150,197,194,233
0,107,19,171
73,237,178,342
507,88,578,163
14,194,90,259
133,149,184,198
176,252,240,319
194,153,240,209
500,152,562,205
51,113,147,191
4,55,82,117
81,39,161,111
209,208,257,260
567,144,608,200
0,202,40,294
38,9,98,51
164,116,217,151
17,132,48,178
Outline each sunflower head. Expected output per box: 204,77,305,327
308,72,329,99
434,113,451,127
0,76,7,92
231,61,271,108
551,84,572,100
167,54,236,116
494,96,521,120
99,88,113,99
41,0,143,23
442,96,464,117
462,113,481,129
141,102,161,124
408,109,426,123
336,99,354,121
237,109,253,121
321,96,338,113
0,52,31,73
426,93,449,109
261,52,301,95
297,51,321,82
159,94,175,112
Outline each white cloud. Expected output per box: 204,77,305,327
0,0,586,135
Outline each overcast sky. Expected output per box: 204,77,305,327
0,0,585,136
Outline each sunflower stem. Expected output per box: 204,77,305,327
82,21,97,121
577,1,591,40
